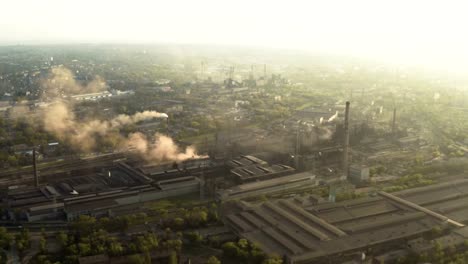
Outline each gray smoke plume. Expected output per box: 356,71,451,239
300,126,333,148
41,67,107,98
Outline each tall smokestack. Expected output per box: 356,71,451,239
33,147,39,187
295,125,301,170
392,108,396,135
200,61,203,78
343,101,350,180
166,117,169,134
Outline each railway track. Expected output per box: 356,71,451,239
1,221,69,231
0,153,127,187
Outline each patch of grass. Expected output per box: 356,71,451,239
143,194,209,211
144,199,175,211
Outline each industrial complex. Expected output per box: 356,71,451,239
1,43,468,264
224,179,468,263
2,98,467,264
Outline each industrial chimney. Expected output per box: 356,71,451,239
392,108,397,135
295,126,301,170
33,147,39,187
342,101,350,180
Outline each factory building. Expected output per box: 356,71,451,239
230,164,295,184
227,155,295,184
224,179,468,263
372,226,468,263
65,176,201,221
69,91,113,101
348,164,370,184
217,171,316,201
139,158,222,181
397,136,421,147
4,162,203,222
227,155,268,169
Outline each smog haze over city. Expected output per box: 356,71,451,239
0,1,468,264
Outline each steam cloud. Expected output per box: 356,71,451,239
298,126,333,148
40,67,202,163
327,111,339,122
127,133,201,162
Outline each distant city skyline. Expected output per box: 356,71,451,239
1,0,468,72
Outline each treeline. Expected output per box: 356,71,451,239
382,174,434,193
158,204,219,230
222,239,283,264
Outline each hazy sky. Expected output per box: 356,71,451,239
1,0,468,70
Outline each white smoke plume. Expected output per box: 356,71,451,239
298,126,333,148
434,92,440,101
327,111,338,122
39,67,200,163
111,111,168,127
42,101,169,151
126,133,203,162
317,127,333,140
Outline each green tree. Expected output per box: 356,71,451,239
185,231,203,245
208,204,219,222
237,238,249,250
39,236,47,254
108,241,124,256
72,215,97,235
222,242,240,257
186,208,208,227
173,217,185,229
0,227,12,249
15,228,31,256
168,251,178,264
206,256,221,264
16,240,26,256
65,244,79,256
78,242,92,256
128,254,148,264
57,231,68,248
166,239,183,253
135,233,158,254
262,255,283,264
431,226,442,237
37,254,51,264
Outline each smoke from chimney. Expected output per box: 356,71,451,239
38,67,201,163
127,133,203,162
327,111,339,122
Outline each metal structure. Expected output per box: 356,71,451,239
342,101,350,179
33,147,39,187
